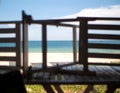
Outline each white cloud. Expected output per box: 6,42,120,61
58,5,120,25
22,5,120,40
61,5,120,18
57,5,120,38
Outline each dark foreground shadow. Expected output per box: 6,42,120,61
0,69,26,93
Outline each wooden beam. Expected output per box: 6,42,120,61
0,21,21,24
84,85,97,93
42,84,54,93
77,17,120,21
73,27,77,62
79,20,88,72
42,23,47,68
22,11,28,75
16,23,21,67
54,85,64,93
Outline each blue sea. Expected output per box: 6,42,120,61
28,40,120,54
0,40,120,53
29,41,75,53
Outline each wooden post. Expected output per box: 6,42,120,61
22,11,28,75
79,20,88,72
16,23,21,68
73,27,77,62
42,23,47,68
84,85,97,93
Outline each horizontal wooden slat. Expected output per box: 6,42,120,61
0,28,16,33
0,17,120,24
89,63,120,66
0,38,16,42
77,17,120,21
0,66,23,70
88,53,120,59
88,44,120,49
88,34,120,40
0,21,21,24
0,47,16,52
0,56,16,61
88,24,120,30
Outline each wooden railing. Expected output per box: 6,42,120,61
0,22,21,69
0,11,120,75
21,12,120,74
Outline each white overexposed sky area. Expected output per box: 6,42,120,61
0,0,120,40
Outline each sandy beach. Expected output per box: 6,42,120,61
29,53,120,66
0,53,120,66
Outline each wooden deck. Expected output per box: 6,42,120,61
25,64,120,93
26,64,120,85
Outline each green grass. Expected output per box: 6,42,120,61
25,84,120,93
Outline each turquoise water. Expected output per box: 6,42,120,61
28,40,120,54
28,41,74,53
0,40,120,53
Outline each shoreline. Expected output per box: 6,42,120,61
0,53,119,66
29,53,120,66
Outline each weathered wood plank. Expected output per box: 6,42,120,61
89,63,120,66
88,34,120,40
0,47,16,52
42,84,55,93
111,66,120,72
88,53,120,59
77,17,120,21
43,72,50,80
84,85,97,93
22,11,29,74
54,84,64,93
79,20,88,72
88,44,120,49
0,28,16,33
16,23,21,67
88,24,120,30
0,38,16,42
98,66,119,82
102,66,120,80
73,27,77,62
0,56,16,61
49,73,56,81
28,65,119,84
42,23,47,68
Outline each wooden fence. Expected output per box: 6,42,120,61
0,22,21,69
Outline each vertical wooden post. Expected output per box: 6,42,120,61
73,27,77,62
42,23,47,68
16,23,21,68
79,19,88,72
22,11,28,75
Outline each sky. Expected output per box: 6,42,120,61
0,0,120,40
